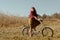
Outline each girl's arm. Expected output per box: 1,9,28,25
34,14,43,22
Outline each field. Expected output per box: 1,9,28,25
0,14,60,40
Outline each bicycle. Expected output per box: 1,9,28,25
22,18,54,37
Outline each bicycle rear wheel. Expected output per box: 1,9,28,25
22,27,30,36
42,27,54,37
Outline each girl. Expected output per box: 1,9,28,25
29,7,40,37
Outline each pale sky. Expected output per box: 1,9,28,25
0,0,60,16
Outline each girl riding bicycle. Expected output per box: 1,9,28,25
29,7,41,37
22,7,53,37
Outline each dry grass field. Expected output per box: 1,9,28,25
0,13,60,40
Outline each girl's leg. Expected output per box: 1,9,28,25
29,27,33,37
28,18,32,37
28,18,34,37
34,28,36,31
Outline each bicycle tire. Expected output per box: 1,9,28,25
22,27,30,35
42,27,54,37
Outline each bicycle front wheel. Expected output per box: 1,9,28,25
42,27,54,37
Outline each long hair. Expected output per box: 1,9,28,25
31,7,38,17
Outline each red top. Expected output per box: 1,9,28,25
29,11,38,18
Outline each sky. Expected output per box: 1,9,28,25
0,0,60,17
